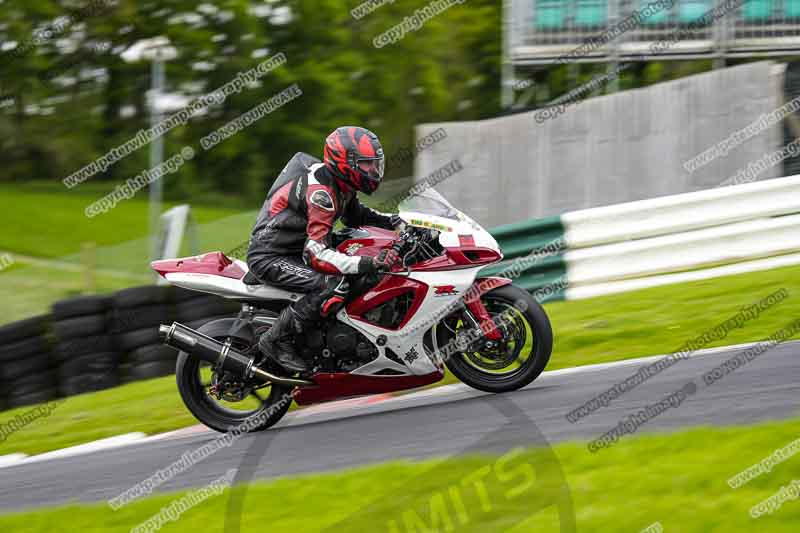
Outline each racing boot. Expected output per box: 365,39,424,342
258,307,309,373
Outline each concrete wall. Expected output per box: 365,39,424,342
415,61,783,228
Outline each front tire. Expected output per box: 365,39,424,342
443,284,553,393
175,318,293,433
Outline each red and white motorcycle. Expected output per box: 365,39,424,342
153,189,552,433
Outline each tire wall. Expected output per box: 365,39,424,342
0,286,240,411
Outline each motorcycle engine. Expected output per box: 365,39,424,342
327,322,357,357
296,321,378,372
326,322,377,370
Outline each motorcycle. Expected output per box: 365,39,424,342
152,188,553,433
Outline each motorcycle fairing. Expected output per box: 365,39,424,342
337,266,487,376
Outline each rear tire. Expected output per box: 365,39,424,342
175,319,292,434
443,284,553,394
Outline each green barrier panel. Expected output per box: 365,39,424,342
787,0,800,19
523,273,568,303
742,0,774,20
490,214,563,240
485,215,568,301
535,0,569,29
490,215,565,261
678,0,712,23
640,0,672,24
575,0,608,27
481,254,565,280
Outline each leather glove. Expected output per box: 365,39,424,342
377,248,401,271
357,248,401,274
374,248,401,272
390,214,407,233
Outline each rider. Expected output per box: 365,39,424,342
247,126,403,373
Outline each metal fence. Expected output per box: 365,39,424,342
510,0,800,64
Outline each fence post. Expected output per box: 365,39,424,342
82,241,96,294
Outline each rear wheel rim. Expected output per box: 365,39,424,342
187,337,274,419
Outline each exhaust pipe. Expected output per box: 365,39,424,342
159,322,314,387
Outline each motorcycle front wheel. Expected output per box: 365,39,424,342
440,284,553,394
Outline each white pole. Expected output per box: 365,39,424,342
501,0,513,110
149,57,165,268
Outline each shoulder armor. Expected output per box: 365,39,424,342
310,189,335,211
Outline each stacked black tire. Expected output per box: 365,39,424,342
114,286,178,383
0,315,55,408
175,289,241,330
0,285,243,412
53,295,120,397
113,286,240,383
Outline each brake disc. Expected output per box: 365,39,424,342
462,315,523,370
210,371,252,402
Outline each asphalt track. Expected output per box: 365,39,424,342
1,340,798,512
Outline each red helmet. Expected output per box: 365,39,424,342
323,126,385,195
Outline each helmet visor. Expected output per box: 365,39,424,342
356,156,384,183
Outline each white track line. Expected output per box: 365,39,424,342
539,339,784,378
0,453,26,468
0,433,147,469
371,339,798,405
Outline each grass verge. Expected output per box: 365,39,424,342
545,261,800,369
1,416,799,532
0,177,410,265
0,183,242,259
0,260,146,324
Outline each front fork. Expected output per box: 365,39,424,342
463,299,503,341
461,277,512,342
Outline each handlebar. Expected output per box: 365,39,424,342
390,227,413,255
389,225,441,270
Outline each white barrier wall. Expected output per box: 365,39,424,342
567,214,800,285
566,253,800,300
416,61,783,229
559,174,800,299
562,174,800,248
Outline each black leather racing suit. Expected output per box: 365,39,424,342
246,152,397,323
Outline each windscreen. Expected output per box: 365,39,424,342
398,188,461,220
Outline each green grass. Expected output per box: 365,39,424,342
544,261,800,369
0,375,194,457
1,262,798,457
0,183,243,259
0,177,411,322
0,209,259,323
0,181,256,320
2,416,799,531
0,259,147,324
0,177,411,263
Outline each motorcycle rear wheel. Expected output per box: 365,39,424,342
175,318,293,433
442,284,553,394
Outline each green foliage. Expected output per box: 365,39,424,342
0,0,501,199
